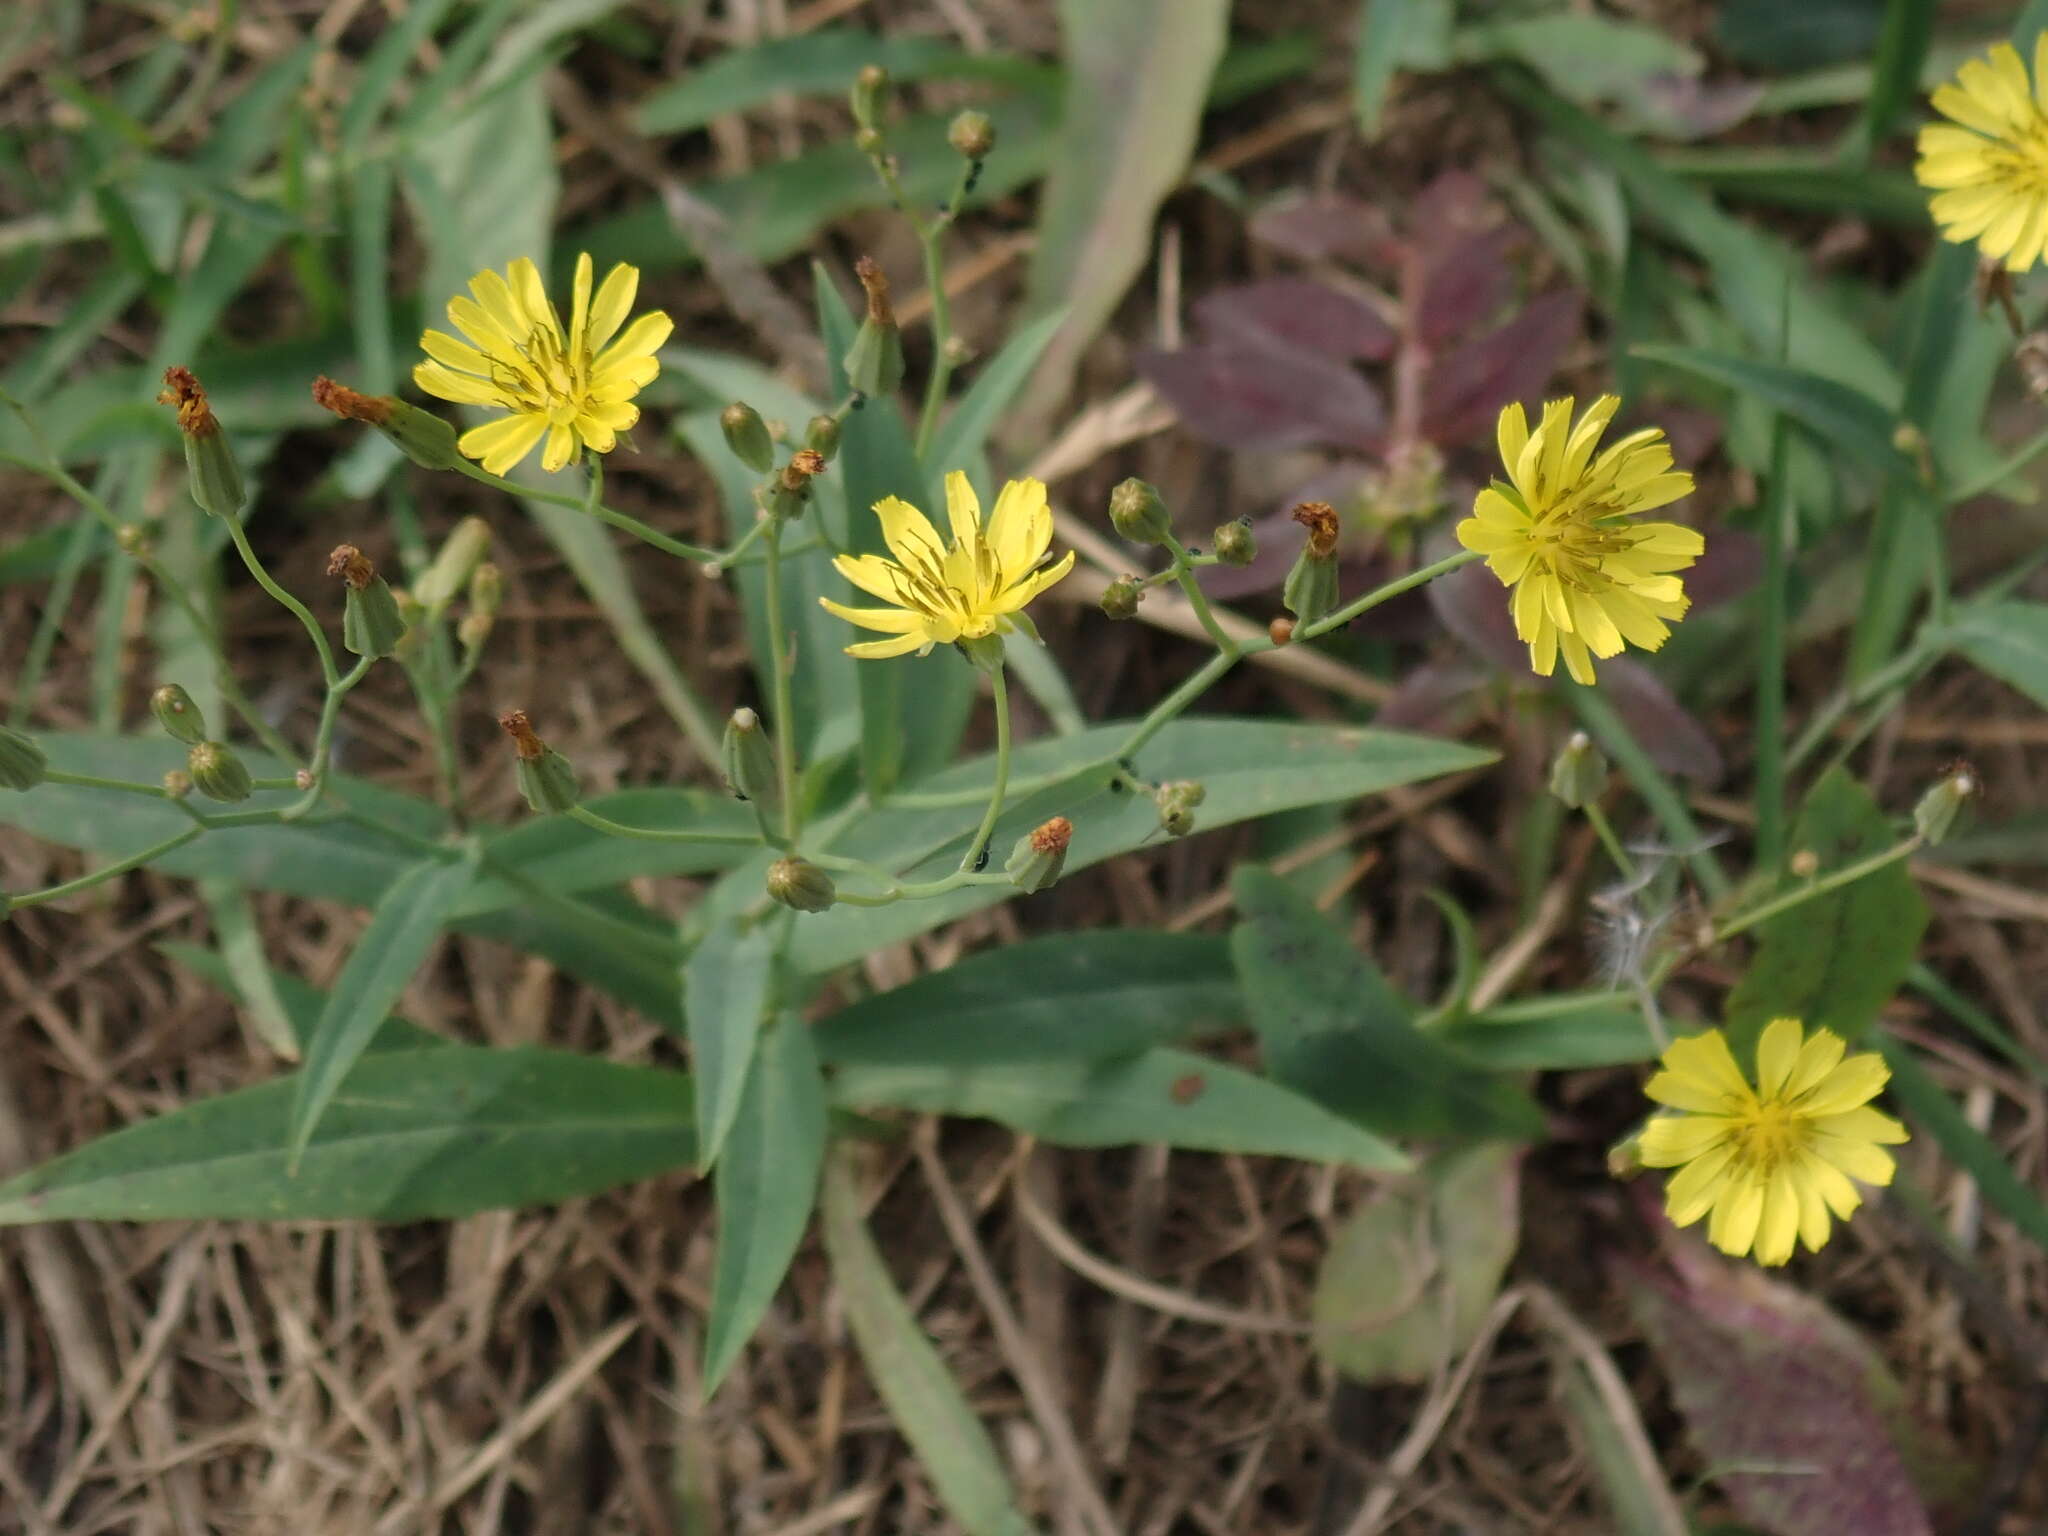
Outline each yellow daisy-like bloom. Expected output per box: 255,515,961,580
1639,1018,1910,1267
1455,395,1702,686
820,472,1076,659
1916,40,2048,271
413,253,672,476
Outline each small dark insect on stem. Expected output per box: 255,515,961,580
973,845,990,872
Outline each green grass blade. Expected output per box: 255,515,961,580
1879,1037,2048,1253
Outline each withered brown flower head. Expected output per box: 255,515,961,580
311,376,392,424
156,365,220,438
786,448,828,484
1292,501,1340,559
854,256,894,325
498,710,546,761
1030,816,1074,855
326,545,375,590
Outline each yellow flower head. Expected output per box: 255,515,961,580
1455,395,1702,686
1639,1018,1909,1267
413,254,672,476
1916,40,2048,271
821,472,1076,659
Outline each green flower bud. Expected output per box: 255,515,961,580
1281,546,1338,628
116,523,152,557
850,64,889,129
151,684,207,746
328,546,408,659
1006,816,1071,893
1108,478,1170,545
312,378,462,470
413,516,491,609
804,413,842,463
721,401,776,473
0,725,47,791
1547,731,1609,810
500,711,580,814
1154,780,1206,839
456,611,494,655
187,740,252,803
1913,766,1977,846
721,706,780,809
469,561,504,620
159,367,244,519
766,856,836,914
845,257,905,397
948,109,995,160
1212,519,1255,566
1099,576,1143,621
162,770,191,799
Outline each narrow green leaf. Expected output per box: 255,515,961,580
1945,599,2048,710
1856,0,1935,155
1723,769,1928,1061
0,1046,696,1225
1878,1037,2048,1253
198,879,301,1059
1230,867,1544,1141
927,307,1069,474
819,1157,1037,1536
1631,344,1909,476
704,1012,826,1392
288,848,479,1166
338,0,459,143
816,931,1238,1066
1442,993,1658,1069
1354,0,1453,136
681,917,776,1171
835,1047,1407,1169
160,940,444,1054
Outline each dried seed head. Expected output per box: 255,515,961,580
499,709,546,761
326,545,375,590
1291,500,1340,559
157,365,219,438
311,375,392,424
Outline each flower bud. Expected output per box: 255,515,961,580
311,377,462,470
1789,848,1820,879
151,684,207,745
844,257,905,397
1281,544,1338,628
159,366,244,518
162,770,191,799
1547,731,1609,809
1108,478,1170,545
116,524,152,557
1913,765,1977,846
947,109,995,160
1212,519,1255,566
1154,780,1206,838
469,561,504,620
1007,816,1072,893
854,125,884,155
187,740,252,803
327,545,408,659
803,413,842,463
941,334,976,368
767,856,836,913
1099,576,1143,621
413,516,491,609
500,710,580,814
0,725,46,791
721,706,780,809
456,611,494,655
1268,616,1295,647
850,64,888,129
721,401,776,473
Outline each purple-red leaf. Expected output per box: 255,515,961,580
1136,341,1384,452
1413,228,1516,349
1248,193,1395,267
1625,1246,1956,1536
1421,290,1583,446
1195,278,1397,362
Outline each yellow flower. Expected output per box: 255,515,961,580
1639,1018,1910,1267
821,472,1075,659
1455,395,1701,686
413,254,671,476
1916,40,2048,271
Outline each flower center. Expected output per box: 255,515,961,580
1733,1100,1808,1175
1988,114,2048,195
1530,514,1636,592
487,325,592,419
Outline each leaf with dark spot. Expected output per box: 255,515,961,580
1136,340,1385,451
1194,278,1397,361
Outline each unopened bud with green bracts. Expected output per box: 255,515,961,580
1006,816,1071,893
721,401,776,473
187,741,252,803
499,710,580,814
159,366,244,519
1281,502,1341,627
327,545,408,659
845,257,904,397
1547,731,1609,810
1099,576,1143,621
1154,780,1206,838
151,684,207,745
1913,764,1977,846
948,109,994,160
766,856,836,913
1212,518,1255,566
1108,478,1170,545
0,726,46,791
721,707,780,809
804,414,842,463
413,517,491,609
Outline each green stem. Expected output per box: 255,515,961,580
9,826,203,909
280,653,376,820
881,765,1082,810
712,515,772,572
957,665,1011,873
1567,683,1731,903
912,159,978,461
566,803,761,847
1298,548,1482,641
1754,418,1791,871
830,871,1015,907
1160,532,1236,653
449,458,721,564
1785,633,1936,772
1583,802,1638,883
1712,836,1921,943
43,768,178,799
762,519,801,843
1945,424,2048,505
225,516,339,687
1114,647,1239,765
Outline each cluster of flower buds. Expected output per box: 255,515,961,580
327,545,409,659
500,710,579,813
1153,779,1206,838
1282,502,1341,627
1006,816,1071,892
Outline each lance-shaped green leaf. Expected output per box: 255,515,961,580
681,917,776,1171
288,846,480,1168
1631,344,1911,478
1230,867,1543,1141
1945,599,2048,711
